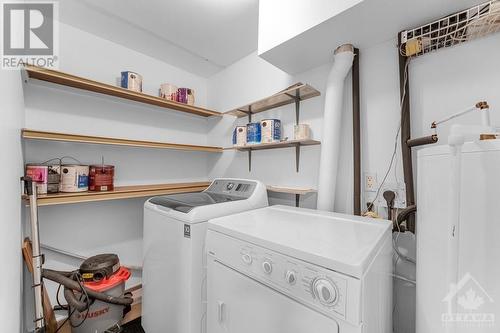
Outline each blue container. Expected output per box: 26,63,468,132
246,123,261,144
120,71,143,92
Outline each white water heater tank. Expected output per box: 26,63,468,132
416,139,500,333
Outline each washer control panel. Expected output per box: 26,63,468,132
206,179,256,198
207,231,362,324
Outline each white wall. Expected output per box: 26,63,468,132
207,51,355,212
22,22,211,329
258,0,362,54
207,32,500,333
0,70,25,332
17,12,500,332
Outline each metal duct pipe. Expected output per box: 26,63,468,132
317,44,355,211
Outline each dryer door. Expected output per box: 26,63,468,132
207,260,339,333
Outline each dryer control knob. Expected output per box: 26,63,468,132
285,270,297,285
312,278,338,306
241,253,252,265
262,261,273,274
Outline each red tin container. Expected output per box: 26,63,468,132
89,165,115,192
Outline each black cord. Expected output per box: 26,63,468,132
70,273,91,329
54,307,75,333
54,273,92,332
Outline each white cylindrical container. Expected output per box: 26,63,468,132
232,126,247,146
159,83,178,101
416,140,500,333
294,124,311,140
120,71,143,92
59,165,89,192
260,119,281,143
317,44,354,212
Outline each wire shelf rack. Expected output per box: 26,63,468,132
400,0,500,57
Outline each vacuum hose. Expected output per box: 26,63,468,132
43,269,133,306
64,285,89,312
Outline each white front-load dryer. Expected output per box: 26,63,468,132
142,179,268,333
206,205,393,333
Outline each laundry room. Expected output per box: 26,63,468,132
1,0,500,332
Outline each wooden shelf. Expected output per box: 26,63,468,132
25,182,210,206
225,83,320,117
232,139,320,151
231,139,320,172
22,129,223,153
267,185,317,195
24,65,220,117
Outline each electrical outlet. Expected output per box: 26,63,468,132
364,172,377,192
377,182,407,209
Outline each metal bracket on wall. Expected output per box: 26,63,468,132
295,143,301,172
284,90,301,125
247,106,252,172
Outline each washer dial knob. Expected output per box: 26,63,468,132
262,261,273,274
285,270,297,285
312,278,338,306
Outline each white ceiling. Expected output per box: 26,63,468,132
59,0,259,77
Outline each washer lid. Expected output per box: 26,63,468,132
148,192,245,213
207,205,392,278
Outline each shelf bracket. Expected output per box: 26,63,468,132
284,91,301,125
247,105,252,123
295,143,300,173
247,105,252,172
295,194,300,207
295,90,300,125
248,150,252,172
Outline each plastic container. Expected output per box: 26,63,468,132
232,126,247,146
120,71,142,92
260,119,281,143
246,123,261,144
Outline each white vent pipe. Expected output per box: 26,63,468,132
317,44,355,211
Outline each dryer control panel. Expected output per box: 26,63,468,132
206,230,362,325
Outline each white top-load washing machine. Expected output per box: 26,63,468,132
206,205,393,333
142,179,268,333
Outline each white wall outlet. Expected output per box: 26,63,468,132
377,182,407,209
364,172,377,192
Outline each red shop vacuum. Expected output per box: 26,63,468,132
22,177,133,333
44,254,133,333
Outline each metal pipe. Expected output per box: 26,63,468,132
23,178,46,332
352,48,361,215
398,38,416,233
407,135,438,148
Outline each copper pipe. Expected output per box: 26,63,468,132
407,135,438,148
